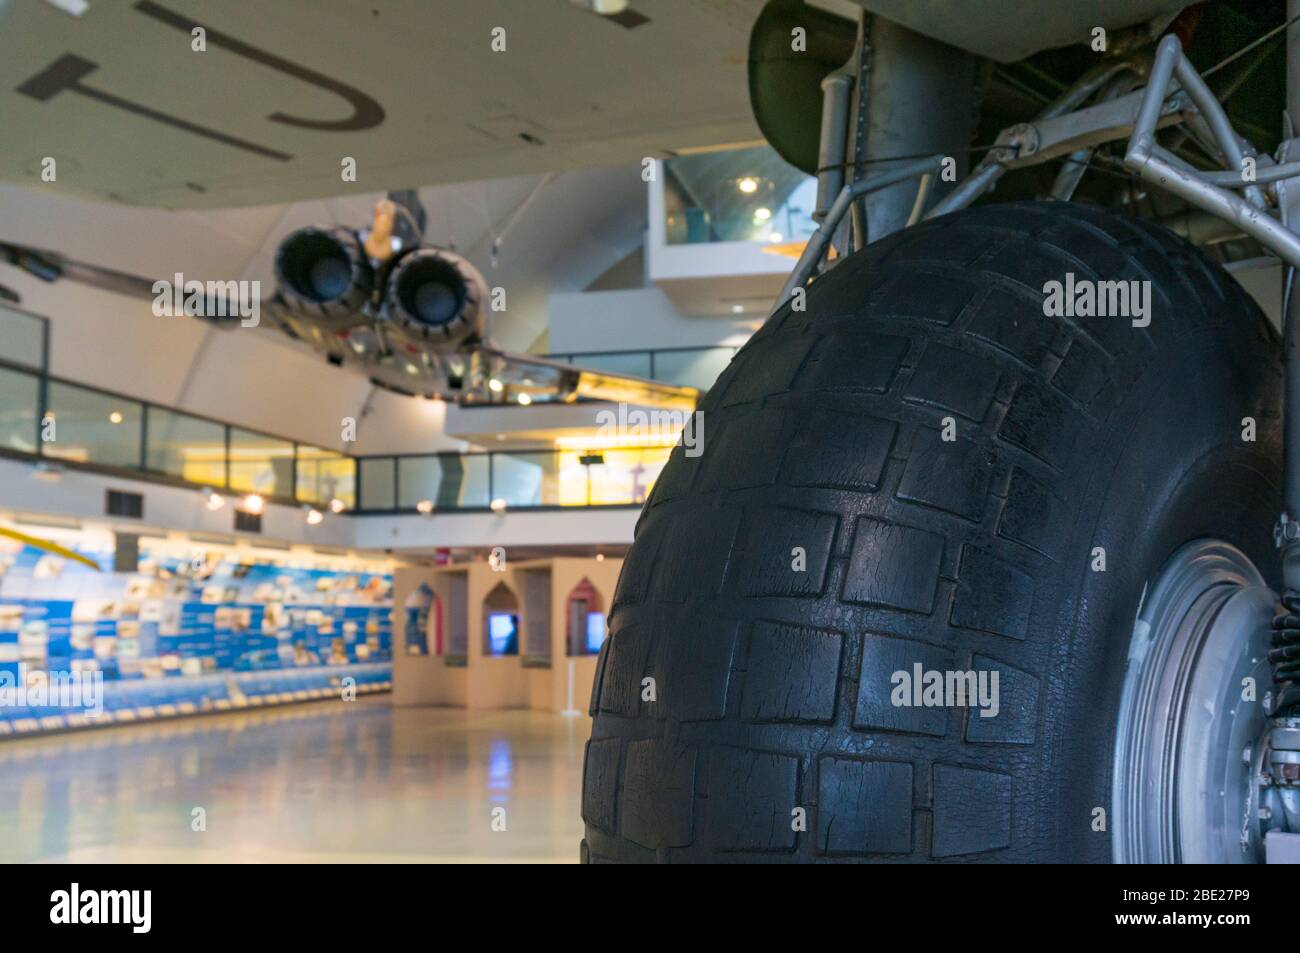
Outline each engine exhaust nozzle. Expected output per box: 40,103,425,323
275,226,373,317
382,246,486,345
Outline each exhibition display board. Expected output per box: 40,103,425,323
0,520,395,735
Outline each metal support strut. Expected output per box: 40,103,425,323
772,155,944,310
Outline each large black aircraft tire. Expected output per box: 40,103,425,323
581,201,1282,863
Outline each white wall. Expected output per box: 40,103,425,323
548,287,753,353
1231,261,1284,332
353,507,637,553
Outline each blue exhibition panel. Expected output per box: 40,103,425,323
0,530,394,737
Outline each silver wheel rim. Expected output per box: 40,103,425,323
1112,539,1275,863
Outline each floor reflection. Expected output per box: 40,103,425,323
0,700,591,863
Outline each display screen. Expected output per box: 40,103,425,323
585,612,606,654
487,612,519,656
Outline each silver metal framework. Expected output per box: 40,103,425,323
774,155,944,307
1124,36,1300,266
776,23,1300,316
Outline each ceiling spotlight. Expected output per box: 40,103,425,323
517,393,532,406
489,498,508,513
108,411,124,424
731,304,744,314
329,498,346,514
768,232,783,243
753,207,772,222
596,553,606,562
304,507,323,525
738,177,759,194
488,378,504,393
416,499,434,515
202,488,225,511
579,0,631,14
242,494,264,515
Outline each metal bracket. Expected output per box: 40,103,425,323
925,61,1142,219
1008,87,1185,168
1276,513,1300,549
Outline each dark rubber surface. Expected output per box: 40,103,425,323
582,202,1282,863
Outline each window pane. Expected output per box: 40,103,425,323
560,446,671,506
663,145,817,246
146,408,226,486
358,458,395,510
43,381,142,467
228,428,293,496
492,452,559,506
655,347,735,390
0,366,39,453
0,305,44,370
297,446,355,509
398,455,490,510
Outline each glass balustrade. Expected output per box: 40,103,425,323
0,307,685,513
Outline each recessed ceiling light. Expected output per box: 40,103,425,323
738,177,758,194
108,411,123,424
517,393,532,406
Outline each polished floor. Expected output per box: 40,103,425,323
0,700,591,863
